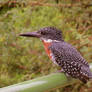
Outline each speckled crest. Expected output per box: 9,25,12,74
37,27,63,41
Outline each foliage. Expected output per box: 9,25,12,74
0,0,92,92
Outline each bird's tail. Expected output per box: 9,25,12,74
88,72,92,79
80,66,92,83
79,74,89,83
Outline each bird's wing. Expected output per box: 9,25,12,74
50,42,89,67
49,42,92,83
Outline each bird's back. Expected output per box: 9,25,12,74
49,41,92,83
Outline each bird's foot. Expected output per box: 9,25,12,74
55,69,72,81
55,69,64,73
65,73,72,81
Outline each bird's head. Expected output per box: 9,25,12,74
19,27,63,42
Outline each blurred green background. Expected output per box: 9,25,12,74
0,0,92,92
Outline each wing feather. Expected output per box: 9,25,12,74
49,42,92,83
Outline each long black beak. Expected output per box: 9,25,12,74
19,32,41,38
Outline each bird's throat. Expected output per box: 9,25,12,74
42,39,52,59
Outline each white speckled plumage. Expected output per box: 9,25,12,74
49,41,92,83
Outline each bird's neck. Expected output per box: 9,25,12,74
41,39,53,49
41,38,59,43
41,39,60,48
41,39,59,59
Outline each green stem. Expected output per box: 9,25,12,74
0,63,92,92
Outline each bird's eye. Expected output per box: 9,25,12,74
41,31,45,35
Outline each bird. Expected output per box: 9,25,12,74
19,27,92,83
